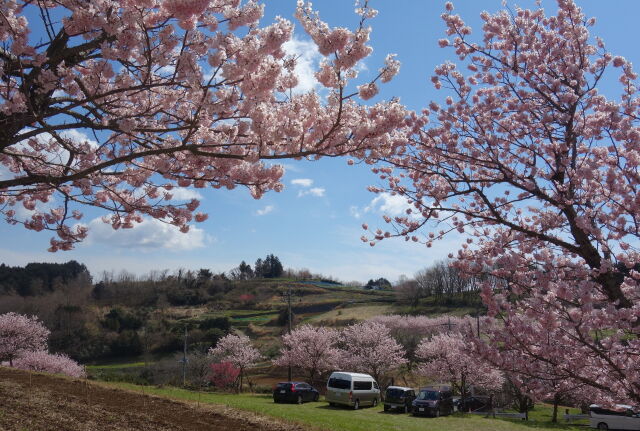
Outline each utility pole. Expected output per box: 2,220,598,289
179,326,188,387
442,316,456,333
281,285,294,381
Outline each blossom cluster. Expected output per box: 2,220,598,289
0,312,85,378
0,0,406,250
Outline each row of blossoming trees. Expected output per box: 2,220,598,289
210,318,504,397
1,0,639,408
209,315,597,420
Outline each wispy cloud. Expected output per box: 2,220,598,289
256,205,275,216
298,187,326,198
291,178,313,187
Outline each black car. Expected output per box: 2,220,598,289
384,386,416,413
273,382,320,404
457,395,490,413
412,387,454,417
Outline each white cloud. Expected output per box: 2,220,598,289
366,193,412,216
167,188,203,201
298,187,325,198
282,36,322,93
256,205,274,216
83,217,207,251
60,129,98,148
349,192,422,221
349,205,362,219
291,178,313,187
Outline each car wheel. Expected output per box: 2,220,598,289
597,423,609,430
372,398,378,408
354,400,360,410
313,393,319,402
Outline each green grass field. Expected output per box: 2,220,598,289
104,382,587,431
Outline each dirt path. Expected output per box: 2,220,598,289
0,367,307,431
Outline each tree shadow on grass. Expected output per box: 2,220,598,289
473,416,587,430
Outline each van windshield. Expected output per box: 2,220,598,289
328,378,350,390
386,388,407,398
417,391,438,401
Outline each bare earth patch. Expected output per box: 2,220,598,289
0,367,307,431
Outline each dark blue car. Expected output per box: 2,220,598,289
273,382,320,404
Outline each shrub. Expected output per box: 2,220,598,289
210,361,240,390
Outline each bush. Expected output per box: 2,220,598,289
209,362,240,391
199,317,231,332
166,289,206,306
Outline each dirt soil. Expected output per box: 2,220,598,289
0,367,308,431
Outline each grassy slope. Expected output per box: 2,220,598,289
105,382,586,431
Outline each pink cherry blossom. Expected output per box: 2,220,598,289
13,350,86,378
416,332,503,398
208,333,261,391
337,321,406,385
364,0,640,405
0,312,49,366
1,0,405,251
274,324,342,384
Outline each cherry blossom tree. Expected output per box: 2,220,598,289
13,350,85,378
365,0,640,404
338,321,406,386
273,324,341,385
0,0,406,251
0,312,49,366
416,332,503,402
208,333,261,391
369,314,496,365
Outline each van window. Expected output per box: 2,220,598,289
373,382,379,390
328,378,350,390
386,388,406,398
353,381,372,391
591,407,638,416
417,390,439,401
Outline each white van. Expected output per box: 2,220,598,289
590,404,640,430
325,371,380,410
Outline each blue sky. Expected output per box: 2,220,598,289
1,1,638,283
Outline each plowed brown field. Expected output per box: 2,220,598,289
0,367,307,431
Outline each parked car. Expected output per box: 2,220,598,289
589,404,640,430
325,371,380,409
384,386,416,413
412,387,454,417
458,395,491,413
273,382,319,404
